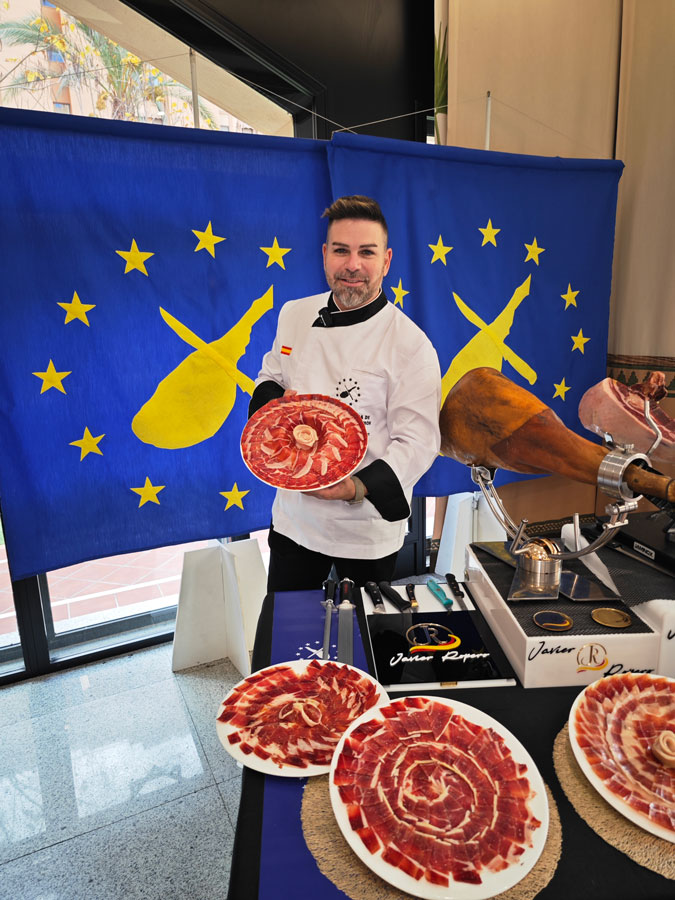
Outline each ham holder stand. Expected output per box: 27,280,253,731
438,368,675,686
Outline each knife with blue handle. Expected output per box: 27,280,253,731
427,577,453,610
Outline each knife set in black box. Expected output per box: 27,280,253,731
366,610,516,692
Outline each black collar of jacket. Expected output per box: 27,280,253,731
312,290,388,327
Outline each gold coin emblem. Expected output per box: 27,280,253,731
591,607,632,628
532,610,573,631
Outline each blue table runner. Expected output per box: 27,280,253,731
259,590,369,899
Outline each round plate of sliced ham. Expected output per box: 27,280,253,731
240,394,368,491
329,695,548,899
569,672,675,842
216,659,388,776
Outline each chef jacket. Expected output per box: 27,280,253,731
250,290,441,559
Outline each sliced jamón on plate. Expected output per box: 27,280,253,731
569,672,675,842
329,695,548,900
240,393,368,491
216,659,388,777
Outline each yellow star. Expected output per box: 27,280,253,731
553,377,571,401
478,219,500,247
116,238,154,275
571,328,591,354
260,237,291,269
524,237,545,265
428,235,453,265
192,221,226,258
33,359,71,394
391,278,409,308
130,476,165,507
69,427,105,460
561,284,579,309
58,290,96,326
220,482,250,510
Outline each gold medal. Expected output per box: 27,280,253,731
532,610,573,631
591,607,632,628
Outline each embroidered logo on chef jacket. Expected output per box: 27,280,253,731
281,345,292,356
335,376,361,405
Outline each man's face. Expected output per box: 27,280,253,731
323,218,392,310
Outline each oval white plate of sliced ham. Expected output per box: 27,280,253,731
329,695,549,899
216,659,388,777
569,672,675,842
240,394,368,491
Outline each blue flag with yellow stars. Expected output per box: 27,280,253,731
327,132,623,496
0,112,623,580
0,109,330,579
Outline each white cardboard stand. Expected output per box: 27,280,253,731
171,538,267,678
435,491,507,579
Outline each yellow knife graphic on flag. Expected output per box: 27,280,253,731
159,306,255,394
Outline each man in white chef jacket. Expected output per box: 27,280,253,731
249,196,441,590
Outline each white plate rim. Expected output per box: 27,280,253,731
329,694,549,900
568,673,675,843
216,658,389,777
240,394,368,492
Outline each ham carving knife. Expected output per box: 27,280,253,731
364,581,387,614
378,582,412,612
444,573,466,610
321,579,337,659
337,577,355,664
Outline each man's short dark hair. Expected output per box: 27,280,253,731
322,195,388,242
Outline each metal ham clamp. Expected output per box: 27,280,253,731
378,582,412,612
337,577,355,664
364,581,387,614
321,579,337,660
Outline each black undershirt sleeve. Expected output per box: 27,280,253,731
248,380,285,418
357,459,410,522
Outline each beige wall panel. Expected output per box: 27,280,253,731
446,0,621,158
609,0,675,358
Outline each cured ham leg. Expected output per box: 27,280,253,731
439,367,675,503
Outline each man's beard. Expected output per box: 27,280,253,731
328,273,378,309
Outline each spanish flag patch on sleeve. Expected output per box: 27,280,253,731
280,345,292,356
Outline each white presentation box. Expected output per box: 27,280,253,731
465,545,661,689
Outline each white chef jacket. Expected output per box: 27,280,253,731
254,290,441,559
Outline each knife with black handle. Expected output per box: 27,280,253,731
364,581,387,614
444,572,466,611
378,581,412,612
405,583,419,609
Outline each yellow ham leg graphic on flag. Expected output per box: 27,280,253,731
441,275,536,405
132,286,273,448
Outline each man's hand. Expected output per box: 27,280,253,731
306,477,357,502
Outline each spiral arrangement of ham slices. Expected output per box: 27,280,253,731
241,394,368,490
332,696,543,889
572,672,675,836
217,660,382,771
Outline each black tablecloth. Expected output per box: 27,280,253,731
227,592,673,900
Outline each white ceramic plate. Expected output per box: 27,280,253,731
216,658,388,777
568,674,675,843
329,695,549,900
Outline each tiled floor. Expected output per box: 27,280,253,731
0,642,243,899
